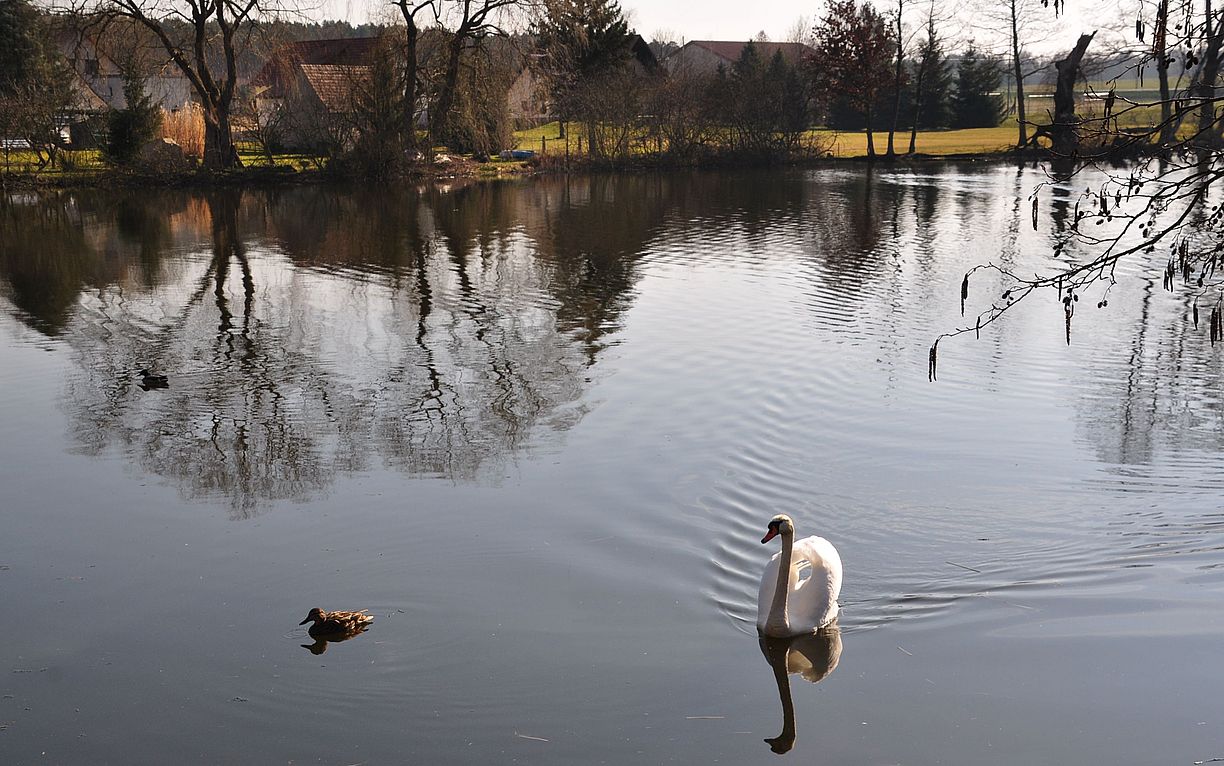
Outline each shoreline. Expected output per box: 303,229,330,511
0,147,1057,191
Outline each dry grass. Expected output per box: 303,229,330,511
160,104,205,161
513,120,1026,160
818,126,1020,158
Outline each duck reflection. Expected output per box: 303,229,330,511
300,628,370,655
759,625,842,755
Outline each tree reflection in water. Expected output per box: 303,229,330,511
8,168,1224,516
0,178,671,516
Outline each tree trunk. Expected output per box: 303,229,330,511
909,4,938,155
403,17,420,153
202,105,239,170
865,102,876,158
908,57,927,154
430,34,465,148
886,1,904,159
1010,0,1028,148
1155,0,1174,143
1197,1,1222,144
1050,32,1095,156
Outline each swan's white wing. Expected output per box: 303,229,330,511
788,536,842,631
758,536,842,633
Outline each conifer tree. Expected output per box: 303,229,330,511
106,69,163,165
951,46,1003,129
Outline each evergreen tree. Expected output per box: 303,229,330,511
773,51,809,141
719,43,809,156
0,0,45,95
952,46,1003,129
913,32,953,129
106,70,163,165
534,0,634,134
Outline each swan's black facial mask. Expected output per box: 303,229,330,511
761,523,780,544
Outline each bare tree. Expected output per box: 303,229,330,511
1,0,75,174
645,65,717,159
885,0,917,158
1149,0,1175,143
391,0,434,154
427,0,529,149
1191,0,1224,144
74,0,301,169
930,3,1224,381
784,15,811,45
906,0,953,153
1048,31,1095,155
974,0,1055,148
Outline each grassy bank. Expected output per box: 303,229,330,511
512,121,1024,160
0,118,1152,188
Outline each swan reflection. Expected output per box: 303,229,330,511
759,625,842,755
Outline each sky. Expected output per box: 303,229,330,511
626,0,1114,52
323,0,1121,54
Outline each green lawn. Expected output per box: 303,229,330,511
0,148,107,176
0,146,324,178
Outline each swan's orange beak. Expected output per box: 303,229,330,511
761,528,779,544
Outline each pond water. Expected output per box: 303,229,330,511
4,167,1224,764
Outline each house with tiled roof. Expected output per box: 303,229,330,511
251,37,381,150
662,40,814,75
250,37,381,98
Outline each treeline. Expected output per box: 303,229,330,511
1,0,1017,177
826,46,1005,132
527,0,1005,164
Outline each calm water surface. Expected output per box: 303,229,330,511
4,167,1224,764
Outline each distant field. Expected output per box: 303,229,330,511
514,122,1023,159
815,127,1018,157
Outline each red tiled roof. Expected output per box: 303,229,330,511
299,64,368,111
252,37,380,90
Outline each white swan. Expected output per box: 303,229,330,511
757,514,842,637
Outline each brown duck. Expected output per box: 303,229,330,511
298,607,374,638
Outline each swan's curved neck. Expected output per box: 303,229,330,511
766,532,794,634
